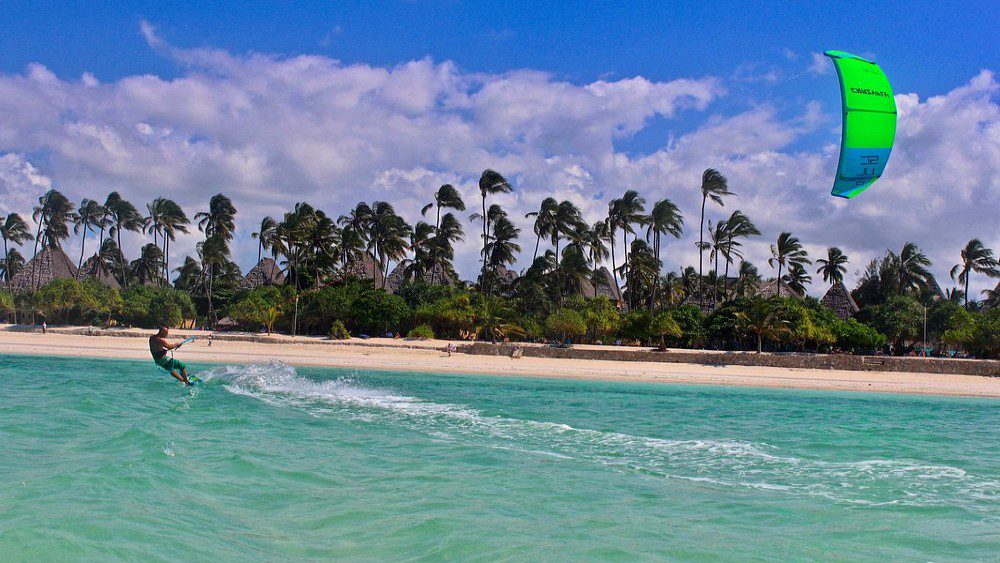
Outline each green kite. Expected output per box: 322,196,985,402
825,50,897,198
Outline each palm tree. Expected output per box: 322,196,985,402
1,213,33,285
720,210,759,299
159,201,190,284
697,168,732,294
252,216,278,264
131,243,165,286
104,192,143,288
645,198,684,308
477,170,512,292
368,201,411,289
525,197,558,260
194,194,237,241
817,247,849,285
195,194,237,322
582,220,611,297
610,190,646,309
950,238,1000,309
0,248,25,284
32,190,74,249
550,201,584,269
783,262,812,296
422,184,465,283
72,199,106,277
737,299,792,353
484,215,521,278
886,242,934,297
769,232,810,297
735,260,761,298
145,198,189,285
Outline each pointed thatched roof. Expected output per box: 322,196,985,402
240,258,285,290
821,281,859,319
757,279,804,300
8,246,78,292
985,280,1000,310
79,255,121,289
344,253,384,286
575,267,622,302
385,262,407,294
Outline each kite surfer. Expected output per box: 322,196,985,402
149,326,192,385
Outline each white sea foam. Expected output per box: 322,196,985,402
203,362,997,511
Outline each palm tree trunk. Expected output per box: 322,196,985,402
481,195,488,293
723,235,733,301
533,234,541,261
698,195,706,300
76,223,88,279
2,237,9,285
776,263,782,297
117,224,127,289
965,275,970,310
610,228,619,291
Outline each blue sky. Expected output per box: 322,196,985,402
0,1,997,294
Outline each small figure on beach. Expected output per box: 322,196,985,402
446,343,456,357
41,322,47,334
149,326,192,385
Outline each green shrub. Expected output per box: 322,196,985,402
649,311,682,350
118,285,194,328
943,308,1000,359
408,324,435,339
328,319,350,340
0,290,13,315
833,318,886,353
34,278,121,325
545,309,587,342
349,289,411,335
229,286,293,333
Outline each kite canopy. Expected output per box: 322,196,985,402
825,50,896,198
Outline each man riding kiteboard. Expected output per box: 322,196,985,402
149,326,193,385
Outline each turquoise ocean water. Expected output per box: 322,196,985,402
1,353,998,561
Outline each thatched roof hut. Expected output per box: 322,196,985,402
79,255,121,289
757,279,804,300
384,262,407,294
8,246,77,292
576,267,622,302
820,281,859,319
240,258,285,290
344,253,384,287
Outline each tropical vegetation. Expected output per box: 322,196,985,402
2,169,997,359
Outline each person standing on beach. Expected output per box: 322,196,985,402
149,326,192,385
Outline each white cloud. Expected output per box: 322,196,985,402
0,28,997,299
808,52,829,75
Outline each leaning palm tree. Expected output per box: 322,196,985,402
252,216,278,264
950,238,1000,309
104,192,144,288
33,190,74,250
368,201,411,289
0,248,25,284
422,184,465,284
610,190,646,309
477,170,512,291
525,197,558,261
73,199,106,278
769,232,810,297
886,242,934,297
1,213,34,285
645,198,684,308
816,247,849,285
784,262,812,296
158,200,190,284
194,194,237,241
697,168,732,293
720,210,759,299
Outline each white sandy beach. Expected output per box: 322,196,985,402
2,327,997,398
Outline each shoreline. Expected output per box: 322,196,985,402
1,326,998,398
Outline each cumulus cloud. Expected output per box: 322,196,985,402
0,27,996,298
